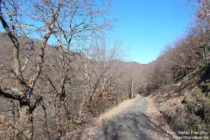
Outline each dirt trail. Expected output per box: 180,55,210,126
61,95,177,140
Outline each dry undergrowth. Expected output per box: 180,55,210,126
97,97,138,123
147,95,179,140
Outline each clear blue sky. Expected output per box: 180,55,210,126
110,0,196,64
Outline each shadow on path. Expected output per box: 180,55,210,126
93,98,173,140
62,97,174,140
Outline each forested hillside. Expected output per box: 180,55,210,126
0,0,209,140
0,1,143,139
138,0,210,137
0,33,144,139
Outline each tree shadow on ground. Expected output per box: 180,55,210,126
94,112,173,140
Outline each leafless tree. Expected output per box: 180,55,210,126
188,0,210,58
83,36,121,101
43,0,111,101
0,0,63,138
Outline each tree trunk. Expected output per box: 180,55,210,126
78,92,86,118
129,79,134,99
16,106,33,140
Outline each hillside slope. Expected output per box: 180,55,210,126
149,60,210,139
0,34,144,140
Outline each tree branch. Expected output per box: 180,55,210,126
28,0,64,89
0,87,21,101
0,2,23,82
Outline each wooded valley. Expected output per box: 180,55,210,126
0,0,209,140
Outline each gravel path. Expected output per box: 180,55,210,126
61,95,176,140
91,96,174,140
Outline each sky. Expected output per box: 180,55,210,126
110,0,196,64
0,0,196,64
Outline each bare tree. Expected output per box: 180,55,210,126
0,0,63,139
188,0,210,58
84,35,121,101
44,0,110,101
